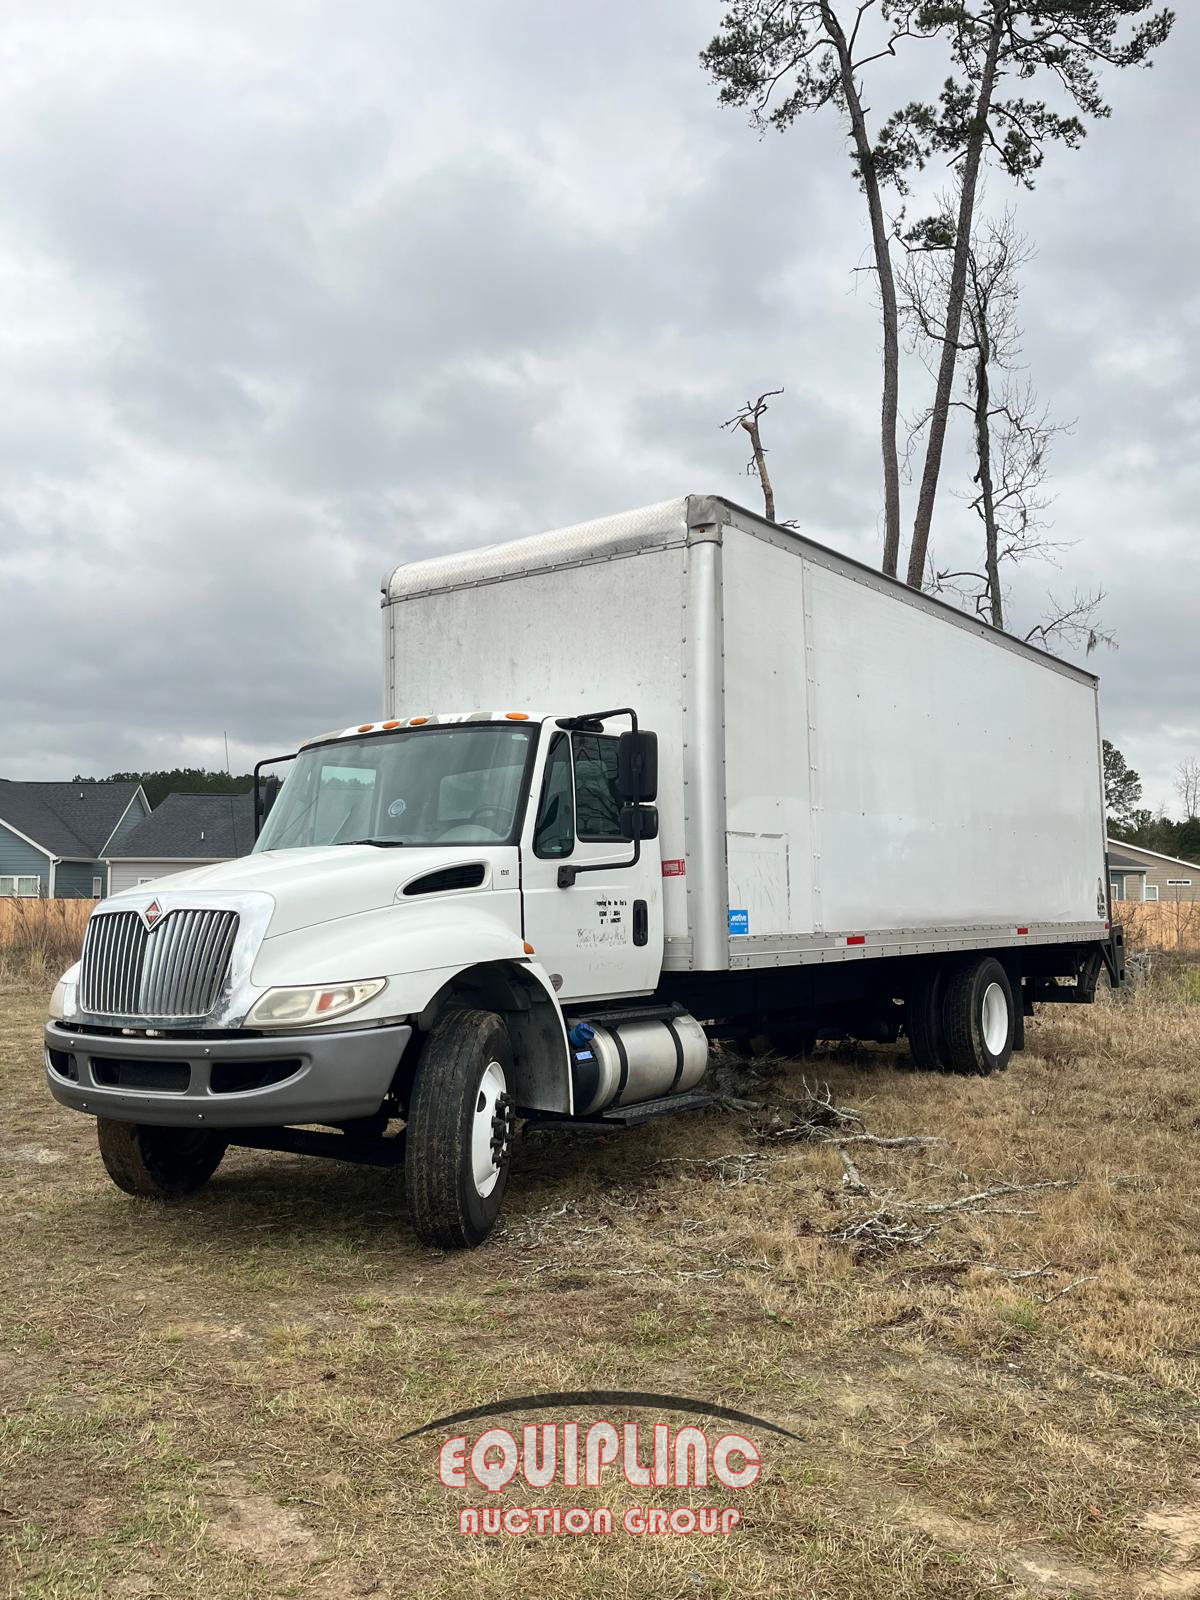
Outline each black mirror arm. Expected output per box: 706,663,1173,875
551,707,646,889
557,833,639,890
253,752,298,840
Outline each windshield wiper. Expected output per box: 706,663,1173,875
335,838,409,848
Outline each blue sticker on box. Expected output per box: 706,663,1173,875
728,908,749,936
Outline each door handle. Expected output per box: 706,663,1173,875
633,900,648,946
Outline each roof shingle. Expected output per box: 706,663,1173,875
0,780,142,859
107,791,255,861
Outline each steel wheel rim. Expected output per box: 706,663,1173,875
981,981,1009,1056
470,1059,507,1198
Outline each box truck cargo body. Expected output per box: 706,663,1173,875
46,493,1121,1248
382,494,1110,973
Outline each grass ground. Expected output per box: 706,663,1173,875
1,977,1199,1599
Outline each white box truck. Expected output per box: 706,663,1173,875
45,494,1123,1246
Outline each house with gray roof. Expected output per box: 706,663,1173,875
1107,837,1200,903
0,780,150,898
105,791,256,894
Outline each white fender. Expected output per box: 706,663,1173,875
248,896,572,1112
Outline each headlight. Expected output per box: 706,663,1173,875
48,962,80,1023
244,979,387,1029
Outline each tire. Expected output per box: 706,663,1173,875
941,956,1015,1077
96,1119,227,1198
907,964,952,1072
404,1008,515,1249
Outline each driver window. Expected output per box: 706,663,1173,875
533,734,575,858
572,733,623,841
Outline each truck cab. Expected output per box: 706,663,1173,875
44,709,694,1249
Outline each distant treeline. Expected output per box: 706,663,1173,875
73,769,256,810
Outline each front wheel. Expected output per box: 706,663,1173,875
404,1009,515,1249
96,1119,227,1198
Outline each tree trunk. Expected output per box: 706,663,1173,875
905,6,1005,589
820,1,901,576
740,415,776,521
972,328,1002,629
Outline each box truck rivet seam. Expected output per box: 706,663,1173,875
43,494,1123,1248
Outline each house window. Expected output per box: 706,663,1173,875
137,877,154,886
92,876,103,898
0,876,40,898
1143,883,1159,902
1167,879,1193,887
1109,876,1124,902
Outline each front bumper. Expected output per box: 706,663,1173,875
44,1019,412,1129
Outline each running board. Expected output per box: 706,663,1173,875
524,1089,720,1132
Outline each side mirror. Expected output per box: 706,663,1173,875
617,730,658,803
619,804,659,842
253,753,297,840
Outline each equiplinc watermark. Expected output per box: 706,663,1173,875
399,1388,800,1538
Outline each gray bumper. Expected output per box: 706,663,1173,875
44,1019,412,1129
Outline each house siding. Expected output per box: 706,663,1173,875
56,860,106,898
1109,842,1200,903
108,859,220,895
0,822,50,894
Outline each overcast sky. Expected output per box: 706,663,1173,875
0,2,1194,815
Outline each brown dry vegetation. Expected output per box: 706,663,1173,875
0,902,91,987
2,976,1200,1599
1119,899,1200,956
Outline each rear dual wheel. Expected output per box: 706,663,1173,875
907,956,1015,1077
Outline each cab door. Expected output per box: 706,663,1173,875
520,721,662,1003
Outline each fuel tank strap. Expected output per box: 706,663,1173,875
610,1025,630,1101
666,1019,686,1091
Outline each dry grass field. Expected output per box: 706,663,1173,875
0,903,91,987
2,970,1199,1599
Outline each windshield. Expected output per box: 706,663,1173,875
255,724,536,852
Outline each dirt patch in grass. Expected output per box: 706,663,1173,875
2,976,1200,1597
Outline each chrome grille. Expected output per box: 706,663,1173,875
79,909,240,1019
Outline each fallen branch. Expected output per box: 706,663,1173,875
839,1147,869,1195
760,1078,868,1143
1037,1275,1094,1306
822,1133,942,1150
653,1152,771,1186
979,1263,1056,1282
826,1205,939,1255
907,1178,1077,1216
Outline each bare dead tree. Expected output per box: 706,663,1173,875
1175,758,1200,821
900,204,1111,655
722,389,785,522
1022,591,1115,656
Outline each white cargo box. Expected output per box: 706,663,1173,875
382,494,1108,975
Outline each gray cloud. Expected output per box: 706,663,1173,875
0,0,1196,818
